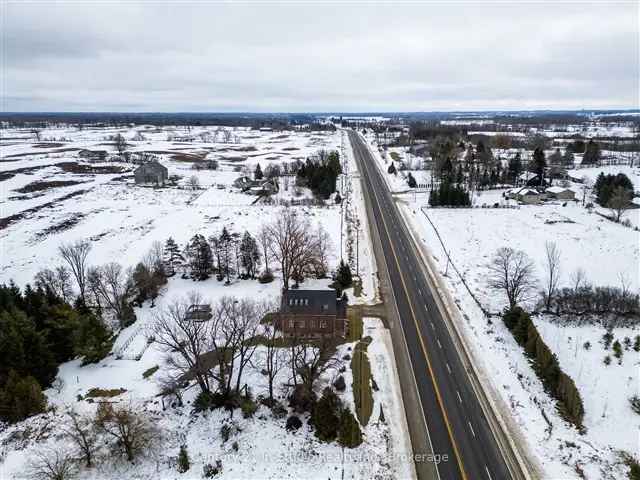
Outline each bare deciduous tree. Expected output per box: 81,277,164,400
31,129,42,142
95,401,157,462
59,240,92,305
34,266,73,302
90,262,135,327
64,409,97,468
113,133,127,157
266,209,323,290
607,186,632,222
261,320,288,404
290,337,339,398
543,241,561,311
27,447,76,480
570,267,587,291
487,247,537,309
153,292,213,393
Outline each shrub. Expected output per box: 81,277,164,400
286,415,303,432
289,384,316,413
630,396,640,415
604,355,611,365
241,399,258,418
193,390,220,413
177,445,190,473
142,365,159,379
203,460,223,478
583,341,591,350
0,371,47,423
613,340,623,361
338,408,363,448
333,375,346,392
602,332,614,350
258,271,274,284
268,400,287,419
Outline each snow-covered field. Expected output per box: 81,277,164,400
401,197,639,479
0,126,415,479
0,126,341,284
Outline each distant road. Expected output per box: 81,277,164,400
349,130,525,480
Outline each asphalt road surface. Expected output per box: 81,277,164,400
349,130,516,480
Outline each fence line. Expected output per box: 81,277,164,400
419,207,496,318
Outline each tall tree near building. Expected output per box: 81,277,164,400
530,147,546,185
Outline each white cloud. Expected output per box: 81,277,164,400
3,1,638,111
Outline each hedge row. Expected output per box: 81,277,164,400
503,307,584,429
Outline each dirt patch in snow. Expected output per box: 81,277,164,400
14,179,88,194
0,189,90,231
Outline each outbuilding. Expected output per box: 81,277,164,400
134,161,168,186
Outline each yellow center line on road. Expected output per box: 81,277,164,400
360,137,469,480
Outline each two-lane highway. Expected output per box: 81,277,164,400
349,130,519,480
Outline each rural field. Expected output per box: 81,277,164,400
0,125,413,479
401,193,639,479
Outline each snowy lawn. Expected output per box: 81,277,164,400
400,200,639,479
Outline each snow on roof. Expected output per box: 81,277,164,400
518,188,539,195
546,186,572,193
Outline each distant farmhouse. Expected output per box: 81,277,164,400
508,187,543,204
274,288,347,338
134,160,168,186
233,175,279,196
545,186,576,201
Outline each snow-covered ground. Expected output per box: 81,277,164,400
0,126,341,284
400,196,639,479
0,125,415,480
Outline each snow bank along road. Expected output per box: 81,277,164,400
348,130,526,480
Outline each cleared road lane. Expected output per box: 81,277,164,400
349,130,516,480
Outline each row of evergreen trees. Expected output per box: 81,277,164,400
503,307,584,429
428,180,471,207
296,150,342,199
164,229,263,284
0,284,112,423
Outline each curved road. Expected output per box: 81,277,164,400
349,130,522,480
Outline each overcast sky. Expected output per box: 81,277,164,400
3,1,639,112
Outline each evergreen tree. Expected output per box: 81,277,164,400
337,408,363,448
311,388,341,442
407,172,417,188
185,234,213,281
387,162,396,175
582,139,601,165
335,260,353,291
163,237,183,277
177,445,190,473
239,231,261,279
254,163,263,180
530,147,546,185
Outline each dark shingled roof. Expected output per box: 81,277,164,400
281,289,343,316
